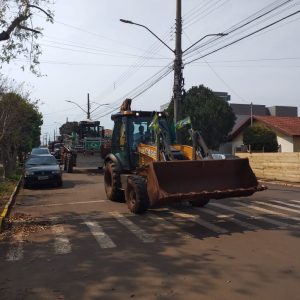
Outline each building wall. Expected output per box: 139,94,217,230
267,106,298,117
230,103,266,116
294,137,300,152
276,131,294,152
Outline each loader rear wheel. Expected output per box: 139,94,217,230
104,161,124,202
125,176,149,214
190,199,210,207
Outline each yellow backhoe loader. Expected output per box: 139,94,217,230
104,108,265,214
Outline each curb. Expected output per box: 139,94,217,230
259,179,300,188
0,176,22,232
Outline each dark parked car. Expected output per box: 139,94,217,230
24,155,62,188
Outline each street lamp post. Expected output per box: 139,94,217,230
120,9,226,141
65,98,110,120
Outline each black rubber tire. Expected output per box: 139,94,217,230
104,161,124,202
189,199,210,207
125,176,149,214
57,180,63,187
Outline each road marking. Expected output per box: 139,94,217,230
197,207,260,231
290,199,300,204
147,213,192,239
170,210,228,234
6,230,24,261
110,212,155,243
52,224,72,255
255,201,300,215
85,221,116,249
235,202,300,223
209,203,290,228
23,200,107,208
271,200,300,209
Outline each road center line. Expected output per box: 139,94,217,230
23,200,107,208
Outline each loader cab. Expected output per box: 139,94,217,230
78,120,102,139
111,111,170,170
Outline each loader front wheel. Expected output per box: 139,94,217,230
104,161,124,202
125,176,149,214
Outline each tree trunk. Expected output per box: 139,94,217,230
1,145,17,178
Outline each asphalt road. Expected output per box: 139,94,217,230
0,171,300,300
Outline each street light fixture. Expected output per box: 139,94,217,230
120,19,175,54
65,100,110,119
183,33,228,54
65,100,87,115
90,103,111,114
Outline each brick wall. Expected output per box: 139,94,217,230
237,153,300,183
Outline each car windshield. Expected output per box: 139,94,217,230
26,156,57,166
31,148,50,155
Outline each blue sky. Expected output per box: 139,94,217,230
2,0,300,141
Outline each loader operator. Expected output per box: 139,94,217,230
133,125,149,146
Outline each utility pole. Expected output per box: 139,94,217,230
87,93,91,119
250,102,253,126
173,0,183,129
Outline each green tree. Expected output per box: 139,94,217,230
0,0,53,74
59,122,79,136
243,124,278,152
167,85,236,149
0,92,42,177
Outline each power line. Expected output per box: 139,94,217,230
183,0,294,58
184,9,300,66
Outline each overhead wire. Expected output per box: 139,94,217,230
184,9,300,66
183,0,294,59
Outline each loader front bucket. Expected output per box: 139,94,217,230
146,158,263,206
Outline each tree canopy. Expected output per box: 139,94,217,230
0,0,53,74
167,85,236,149
0,89,42,177
59,122,79,136
243,124,278,152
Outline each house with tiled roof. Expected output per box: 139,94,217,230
229,115,300,153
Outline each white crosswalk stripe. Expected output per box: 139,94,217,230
6,230,24,261
198,207,260,231
271,200,300,209
255,201,300,215
147,213,192,239
111,212,155,243
170,210,228,234
52,224,72,255
290,200,300,204
235,202,300,223
209,203,291,228
84,221,116,249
